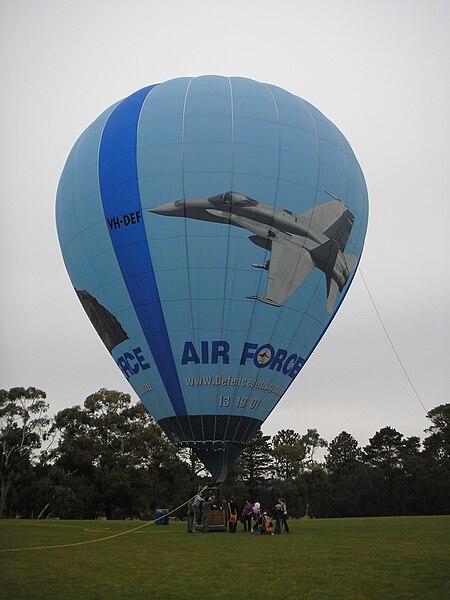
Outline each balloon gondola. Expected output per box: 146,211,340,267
56,76,368,482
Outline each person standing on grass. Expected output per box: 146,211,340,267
227,497,238,533
187,500,195,533
201,497,212,533
241,500,253,532
192,493,204,525
280,497,289,533
252,502,261,533
273,501,283,535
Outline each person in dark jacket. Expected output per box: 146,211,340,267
241,500,253,532
273,501,283,535
280,497,289,533
201,497,212,533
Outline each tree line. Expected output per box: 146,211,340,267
1,387,448,519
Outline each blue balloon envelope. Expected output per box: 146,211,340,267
56,76,368,481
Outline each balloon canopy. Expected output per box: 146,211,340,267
56,76,368,481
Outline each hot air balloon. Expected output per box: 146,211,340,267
56,76,368,482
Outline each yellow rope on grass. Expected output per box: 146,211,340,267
0,486,208,553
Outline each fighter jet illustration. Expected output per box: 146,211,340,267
149,191,357,314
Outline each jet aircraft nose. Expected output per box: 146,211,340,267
149,201,182,216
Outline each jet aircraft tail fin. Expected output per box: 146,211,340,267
323,209,355,252
323,253,358,314
344,253,358,273
310,239,340,275
311,241,359,314
326,280,340,314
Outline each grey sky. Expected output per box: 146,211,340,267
1,0,448,450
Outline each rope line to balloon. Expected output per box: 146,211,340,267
359,269,428,412
0,486,208,554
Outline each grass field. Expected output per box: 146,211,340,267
0,516,449,599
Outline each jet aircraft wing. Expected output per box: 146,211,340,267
298,199,355,252
249,233,315,307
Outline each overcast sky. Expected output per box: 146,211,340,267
1,0,448,450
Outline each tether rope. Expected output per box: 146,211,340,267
359,269,428,413
0,486,208,553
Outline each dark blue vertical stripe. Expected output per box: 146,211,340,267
98,85,187,417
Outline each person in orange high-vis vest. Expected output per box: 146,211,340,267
227,497,238,533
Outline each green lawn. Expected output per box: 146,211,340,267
0,516,449,599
